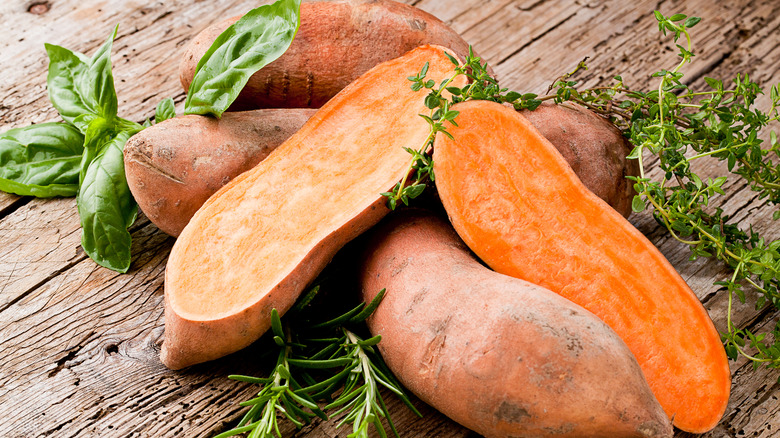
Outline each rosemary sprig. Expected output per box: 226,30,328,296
214,309,326,438
218,287,419,438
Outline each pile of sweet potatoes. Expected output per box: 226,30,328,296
124,1,731,436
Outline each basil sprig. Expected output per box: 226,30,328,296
184,0,302,117
0,0,302,272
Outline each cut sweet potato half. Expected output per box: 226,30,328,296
161,45,466,370
432,100,730,433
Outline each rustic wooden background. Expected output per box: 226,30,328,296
1,0,779,437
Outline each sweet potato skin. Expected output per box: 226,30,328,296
432,100,731,433
520,102,638,217
123,109,314,237
360,210,672,438
161,45,467,370
179,0,476,109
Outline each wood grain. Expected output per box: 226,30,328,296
0,0,778,437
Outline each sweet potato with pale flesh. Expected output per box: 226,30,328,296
124,109,314,237
180,0,476,109
360,210,672,438
520,102,638,217
433,100,731,433
161,45,467,370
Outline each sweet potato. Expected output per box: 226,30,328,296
123,109,315,237
360,210,672,438
520,102,638,217
160,45,467,370
179,0,476,109
432,100,731,433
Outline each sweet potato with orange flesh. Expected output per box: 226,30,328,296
124,109,315,237
161,45,466,370
179,0,476,109
520,102,638,217
360,210,672,438
432,100,730,433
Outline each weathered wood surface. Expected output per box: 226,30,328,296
0,0,778,437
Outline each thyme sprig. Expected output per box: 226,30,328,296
546,12,780,368
383,48,542,209
217,287,419,438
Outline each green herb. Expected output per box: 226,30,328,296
78,128,141,272
0,123,84,197
0,0,303,272
542,12,780,369
219,287,419,438
155,98,176,123
214,309,326,438
384,49,541,208
184,0,302,117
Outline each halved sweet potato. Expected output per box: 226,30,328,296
432,100,731,433
360,210,672,438
124,109,315,237
179,0,477,109
161,45,466,370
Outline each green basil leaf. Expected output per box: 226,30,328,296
77,129,139,273
45,26,119,129
155,97,176,123
80,25,119,119
44,43,92,128
0,123,85,197
184,0,301,117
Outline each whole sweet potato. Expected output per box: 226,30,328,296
124,109,315,237
520,102,638,217
360,210,672,438
180,0,477,109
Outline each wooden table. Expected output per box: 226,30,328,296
1,0,779,437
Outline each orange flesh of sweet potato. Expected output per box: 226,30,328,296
124,109,315,237
160,45,467,370
520,102,638,217
432,100,731,433
360,210,672,438
179,0,477,109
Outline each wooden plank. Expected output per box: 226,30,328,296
0,0,779,437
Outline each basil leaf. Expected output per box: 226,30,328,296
44,43,92,128
80,25,119,119
77,129,139,273
45,26,119,129
0,123,85,197
184,0,301,117
155,97,176,123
